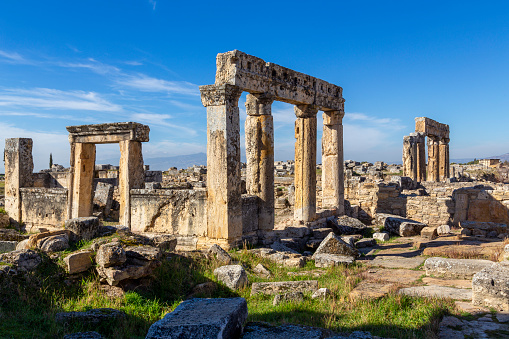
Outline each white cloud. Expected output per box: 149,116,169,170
124,60,143,66
0,88,122,112
129,112,198,135
148,0,156,10
117,74,199,96
58,59,120,75
0,50,26,63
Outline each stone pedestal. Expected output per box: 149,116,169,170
119,140,144,227
200,84,243,246
427,136,440,182
322,110,344,214
439,139,450,180
4,138,34,225
71,143,96,218
245,93,275,231
294,104,318,221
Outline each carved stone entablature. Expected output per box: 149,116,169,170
66,122,150,144
214,50,344,111
415,117,449,140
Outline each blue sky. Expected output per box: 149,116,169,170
0,1,508,170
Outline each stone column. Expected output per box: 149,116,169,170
294,104,318,221
4,138,34,225
439,138,450,180
119,140,144,228
245,93,275,231
427,136,440,182
402,135,417,180
200,84,243,247
71,143,96,218
322,110,345,214
416,133,426,182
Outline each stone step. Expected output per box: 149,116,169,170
399,285,472,300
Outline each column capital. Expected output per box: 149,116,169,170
322,110,344,125
295,104,319,118
439,137,450,144
245,92,275,116
199,84,242,107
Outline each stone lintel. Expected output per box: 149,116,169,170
295,104,319,118
66,122,150,144
214,50,344,111
323,110,344,125
415,117,449,139
199,84,243,107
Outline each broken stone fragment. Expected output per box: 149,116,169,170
373,232,389,242
314,253,355,268
0,249,42,272
213,265,248,290
424,257,494,279
355,238,376,248
312,232,359,258
332,215,367,235
55,308,126,327
473,262,509,312
38,234,69,252
64,250,94,274
420,226,438,240
64,217,100,241
437,224,451,235
96,243,126,268
251,280,319,296
253,263,271,277
207,244,232,264
311,287,331,300
272,292,304,306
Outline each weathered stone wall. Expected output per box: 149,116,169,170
345,179,509,227
130,189,208,248
33,172,70,189
145,171,163,183
19,188,68,231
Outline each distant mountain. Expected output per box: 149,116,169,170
486,153,509,162
144,153,207,171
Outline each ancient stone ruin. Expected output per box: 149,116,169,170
403,117,450,182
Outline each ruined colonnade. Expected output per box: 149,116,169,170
403,117,450,182
200,50,345,247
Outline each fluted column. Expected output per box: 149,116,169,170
294,104,318,221
427,136,440,182
322,110,345,214
200,84,243,246
245,93,275,231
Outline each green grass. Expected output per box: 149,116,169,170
0,180,4,196
0,247,457,338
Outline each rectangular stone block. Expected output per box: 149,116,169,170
145,298,248,339
251,280,319,296
473,263,509,312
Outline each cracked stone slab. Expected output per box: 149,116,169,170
365,255,425,269
399,285,472,300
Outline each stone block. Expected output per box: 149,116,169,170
213,265,248,290
251,280,319,296
208,244,232,264
146,298,248,339
375,213,425,236
373,232,389,242
55,308,126,327
425,257,494,279
0,249,42,272
355,238,376,248
311,288,331,300
253,263,270,278
314,254,355,267
437,224,451,235
96,243,126,268
473,263,509,311
312,232,359,258
64,250,94,274
421,227,438,240
65,217,100,241
39,234,70,252
0,240,17,253
399,285,472,300
333,215,366,235
272,292,304,306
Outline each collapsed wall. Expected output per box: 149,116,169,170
345,178,509,227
